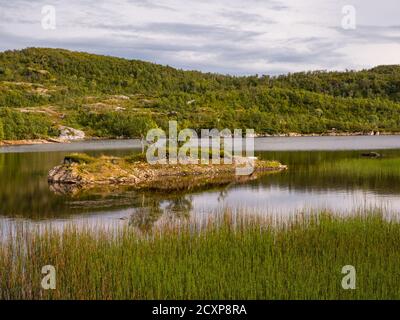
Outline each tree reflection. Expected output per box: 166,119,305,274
129,192,193,232
164,196,193,218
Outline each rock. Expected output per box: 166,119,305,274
47,155,287,195
232,156,257,165
48,182,81,196
46,137,66,143
361,152,381,158
48,165,81,184
37,69,49,75
370,131,380,136
112,95,130,100
59,126,85,141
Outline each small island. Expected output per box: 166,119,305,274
48,152,287,193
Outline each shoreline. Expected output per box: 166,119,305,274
257,132,400,137
2,131,400,147
0,138,68,147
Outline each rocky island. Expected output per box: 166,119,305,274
48,153,287,194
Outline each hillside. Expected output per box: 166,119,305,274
1,47,400,140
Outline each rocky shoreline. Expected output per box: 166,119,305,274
256,131,400,137
0,138,67,146
48,155,287,194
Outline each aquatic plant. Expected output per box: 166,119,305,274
0,209,399,300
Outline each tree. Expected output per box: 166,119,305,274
0,118,4,140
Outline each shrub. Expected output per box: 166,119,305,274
63,153,96,164
126,146,232,163
0,108,55,140
125,153,147,163
0,119,4,140
78,112,157,138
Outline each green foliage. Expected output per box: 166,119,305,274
1,47,400,139
0,107,55,140
1,210,400,299
126,147,231,163
125,152,147,163
64,153,96,164
78,112,157,138
0,118,4,140
273,66,400,102
316,157,400,179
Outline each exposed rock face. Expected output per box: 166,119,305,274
59,126,85,141
48,164,83,184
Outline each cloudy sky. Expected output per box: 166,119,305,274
0,0,399,75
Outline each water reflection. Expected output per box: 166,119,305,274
128,193,192,232
1,139,400,228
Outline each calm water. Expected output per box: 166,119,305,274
1,136,400,230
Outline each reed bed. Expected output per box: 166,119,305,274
1,209,400,300
316,157,400,179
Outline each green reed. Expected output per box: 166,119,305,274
317,157,400,178
1,210,400,300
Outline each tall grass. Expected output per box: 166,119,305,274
1,210,400,300
317,157,400,179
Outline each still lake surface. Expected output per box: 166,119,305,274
1,136,400,230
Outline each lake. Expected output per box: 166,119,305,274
1,135,400,231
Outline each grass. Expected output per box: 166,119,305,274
125,147,233,164
64,153,96,164
1,210,400,300
52,153,285,194
317,157,400,178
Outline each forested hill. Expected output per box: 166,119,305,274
1,47,400,140
273,65,400,102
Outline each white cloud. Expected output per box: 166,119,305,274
0,0,399,75
337,43,400,68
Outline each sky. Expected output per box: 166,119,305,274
0,0,399,75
